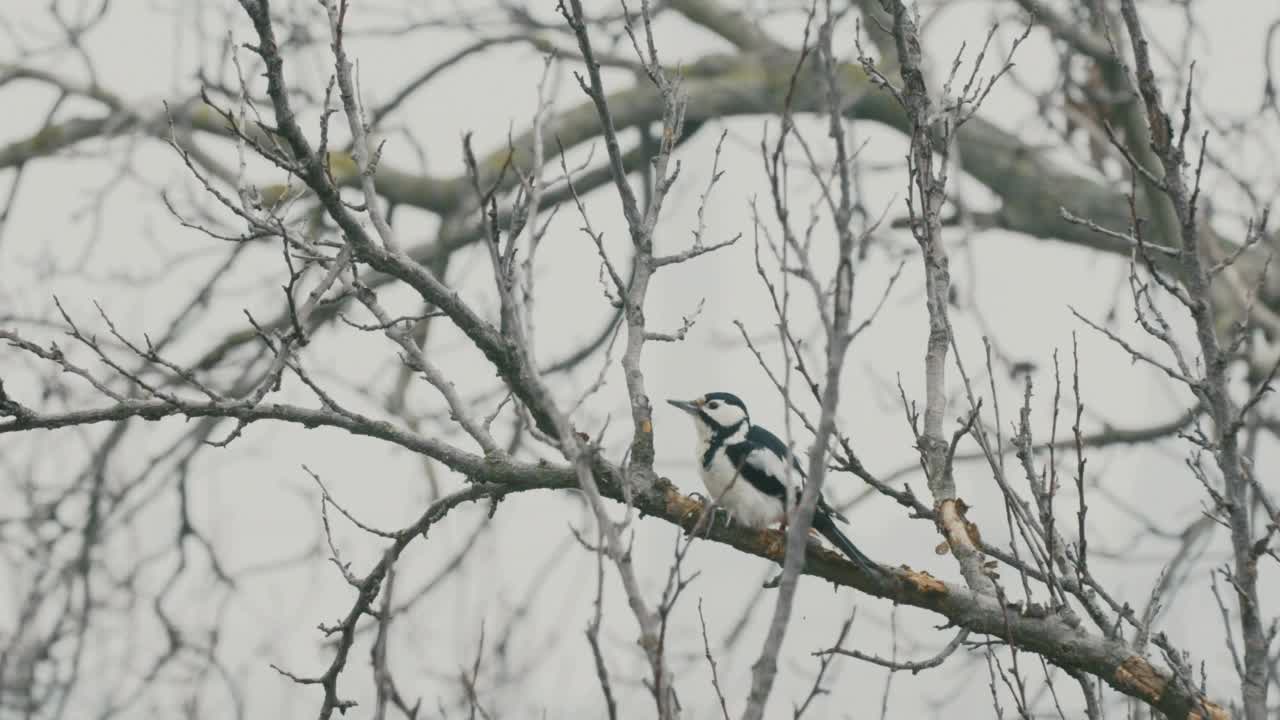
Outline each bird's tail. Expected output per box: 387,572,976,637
813,512,883,576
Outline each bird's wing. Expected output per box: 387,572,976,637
723,442,789,500
745,425,851,524
745,425,807,479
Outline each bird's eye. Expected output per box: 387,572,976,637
707,401,720,409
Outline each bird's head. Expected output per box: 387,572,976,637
667,392,749,438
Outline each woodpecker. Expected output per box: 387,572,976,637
668,391,882,576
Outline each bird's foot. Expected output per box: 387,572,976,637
698,506,734,537
714,507,735,529
770,521,820,543
681,494,707,536
683,495,733,537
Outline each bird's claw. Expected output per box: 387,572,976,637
682,494,734,537
714,506,734,527
682,493,709,519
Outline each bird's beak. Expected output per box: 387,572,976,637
667,398,701,415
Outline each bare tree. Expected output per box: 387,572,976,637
1,0,1277,718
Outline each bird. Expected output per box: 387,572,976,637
667,391,883,576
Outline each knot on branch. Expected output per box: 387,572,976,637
0,380,33,423
935,498,983,551
1112,656,1227,720
899,569,947,596
1114,656,1167,705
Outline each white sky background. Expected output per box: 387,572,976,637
2,0,1279,718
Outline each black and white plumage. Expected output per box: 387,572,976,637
668,392,882,576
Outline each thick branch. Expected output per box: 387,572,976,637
0,394,1229,719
